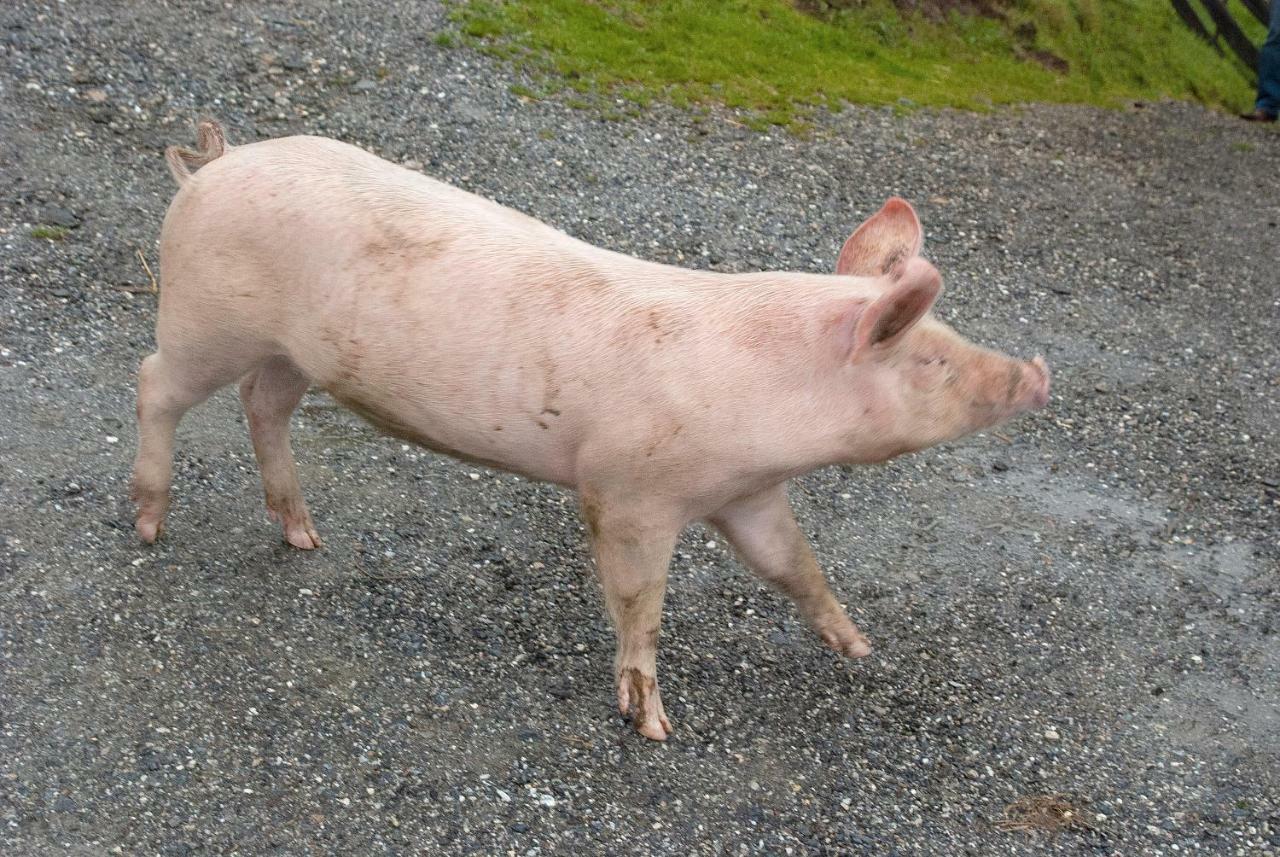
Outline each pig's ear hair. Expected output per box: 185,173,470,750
836,197,924,277
851,258,941,357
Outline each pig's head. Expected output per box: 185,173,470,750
831,198,1050,463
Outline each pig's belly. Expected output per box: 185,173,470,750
288,258,590,486
320,374,581,488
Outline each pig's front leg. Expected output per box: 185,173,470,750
709,485,872,659
581,493,680,741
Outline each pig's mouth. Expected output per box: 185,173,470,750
975,355,1050,426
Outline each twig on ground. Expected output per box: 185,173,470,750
136,247,158,293
995,793,1094,833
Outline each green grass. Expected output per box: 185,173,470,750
449,0,1264,129
30,225,70,241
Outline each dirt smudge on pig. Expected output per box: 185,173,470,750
581,496,603,540
644,422,683,458
361,218,452,274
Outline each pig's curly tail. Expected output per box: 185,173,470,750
165,119,228,186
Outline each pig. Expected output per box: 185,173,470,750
133,121,1050,741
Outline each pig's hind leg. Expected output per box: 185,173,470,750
132,348,253,542
239,357,321,550
581,493,680,741
709,485,871,659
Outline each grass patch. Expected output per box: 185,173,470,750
30,225,70,241
449,0,1263,129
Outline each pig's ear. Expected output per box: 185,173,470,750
851,258,941,357
836,197,924,277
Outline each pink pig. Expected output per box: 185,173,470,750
133,121,1049,740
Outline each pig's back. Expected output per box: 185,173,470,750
160,133,620,348
166,134,573,270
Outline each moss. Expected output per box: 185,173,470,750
30,225,70,241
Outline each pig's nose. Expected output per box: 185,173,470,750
1024,355,1051,409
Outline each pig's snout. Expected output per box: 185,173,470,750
1019,355,1051,411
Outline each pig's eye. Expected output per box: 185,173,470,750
919,356,947,367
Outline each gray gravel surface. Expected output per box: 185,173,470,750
2,2,1278,854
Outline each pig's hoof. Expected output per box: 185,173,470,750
268,508,322,550
136,515,164,544
818,620,872,659
283,522,322,551
617,667,672,741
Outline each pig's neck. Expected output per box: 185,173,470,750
617,257,887,483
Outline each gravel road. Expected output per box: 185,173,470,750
2,2,1278,854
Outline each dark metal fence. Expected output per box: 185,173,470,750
1172,0,1268,79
